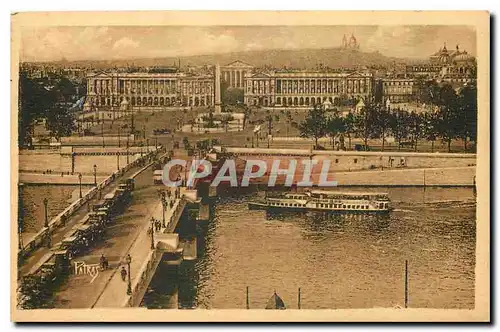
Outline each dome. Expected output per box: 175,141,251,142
454,51,474,62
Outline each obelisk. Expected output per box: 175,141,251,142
214,63,222,114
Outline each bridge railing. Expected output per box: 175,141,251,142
18,149,160,261
124,197,187,307
125,248,160,307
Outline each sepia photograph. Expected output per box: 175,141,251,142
10,11,490,322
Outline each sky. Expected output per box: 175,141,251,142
20,25,477,62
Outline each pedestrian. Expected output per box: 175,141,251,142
120,266,127,281
100,253,106,270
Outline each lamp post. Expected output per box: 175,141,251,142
43,197,51,248
126,254,132,295
101,117,105,148
150,217,155,249
43,198,49,228
78,173,82,198
146,139,149,154
18,183,24,250
117,152,120,171
161,191,166,228
126,136,130,164
93,164,97,186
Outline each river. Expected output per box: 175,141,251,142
19,184,94,234
144,187,476,309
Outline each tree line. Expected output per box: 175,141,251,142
299,82,477,153
18,71,82,148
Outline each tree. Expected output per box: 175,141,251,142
45,107,76,141
265,110,273,136
374,105,392,151
422,111,439,153
354,103,378,149
285,110,292,136
53,77,77,103
416,79,440,106
456,84,477,151
390,108,411,150
343,112,356,150
408,111,426,152
18,72,53,147
435,84,460,152
326,114,345,150
299,105,328,148
221,85,244,105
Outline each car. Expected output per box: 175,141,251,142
153,128,171,135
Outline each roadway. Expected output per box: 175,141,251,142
51,162,162,308
51,151,190,308
18,156,155,277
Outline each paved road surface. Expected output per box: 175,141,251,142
52,151,189,308
18,159,156,277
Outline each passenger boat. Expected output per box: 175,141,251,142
248,190,392,213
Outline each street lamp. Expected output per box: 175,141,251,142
150,217,155,249
161,191,166,228
117,152,120,171
102,117,105,148
126,254,132,295
78,173,83,198
43,197,51,248
43,198,49,228
126,136,130,164
93,164,97,186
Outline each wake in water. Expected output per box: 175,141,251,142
392,208,416,213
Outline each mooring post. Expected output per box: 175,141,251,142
298,287,301,309
405,259,409,308
246,286,249,309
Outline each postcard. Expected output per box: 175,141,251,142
11,10,490,322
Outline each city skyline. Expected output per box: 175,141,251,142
20,25,477,63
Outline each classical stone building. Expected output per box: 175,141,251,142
84,71,214,111
244,70,374,107
341,34,360,50
408,43,476,83
381,78,419,103
221,60,254,89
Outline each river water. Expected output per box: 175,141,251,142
19,184,94,233
144,187,476,309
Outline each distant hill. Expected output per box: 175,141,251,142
38,47,421,69
167,48,409,69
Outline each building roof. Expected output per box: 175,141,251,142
224,60,254,68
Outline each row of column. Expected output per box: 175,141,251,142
89,78,180,96
222,70,245,88
180,80,213,96
120,79,178,95
247,79,273,95
275,78,370,95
